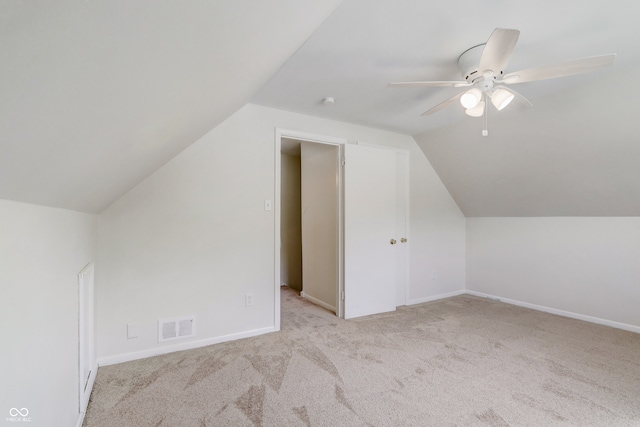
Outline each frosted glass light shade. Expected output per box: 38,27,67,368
491,89,514,110
465,100,485,117
460,88,482,109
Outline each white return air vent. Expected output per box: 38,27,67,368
158,316,196,343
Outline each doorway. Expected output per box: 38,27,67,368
274,129,409,329
280,138,340,315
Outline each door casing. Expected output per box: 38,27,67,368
78,261,96,414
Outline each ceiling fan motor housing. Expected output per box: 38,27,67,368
458,44,503,84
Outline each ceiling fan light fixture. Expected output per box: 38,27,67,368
460,88,482,109
491,89,514,110
465,100,485,117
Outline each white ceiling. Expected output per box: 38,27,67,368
0,0,342,213
252,0,640,216
2,0,639,216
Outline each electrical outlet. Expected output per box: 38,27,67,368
245,293,254,306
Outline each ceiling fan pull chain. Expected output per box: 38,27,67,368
482,97,489,137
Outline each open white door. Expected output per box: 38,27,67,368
344,144,397,319
300,142,340,313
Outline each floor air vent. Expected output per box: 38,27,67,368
158,316,196,343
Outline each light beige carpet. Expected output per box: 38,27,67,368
84,288,640,426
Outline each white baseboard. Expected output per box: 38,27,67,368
96,291,638,368
76,361,97,427
407,289,466,306
466,290,640,334
301,291,336,313
97,326,276,367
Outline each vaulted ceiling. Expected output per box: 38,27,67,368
2,0,639,216
0,0,342,213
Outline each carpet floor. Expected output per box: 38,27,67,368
83,287,640,426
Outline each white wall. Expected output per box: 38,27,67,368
403,138,466,303
466,217,640,330
0,199,96,427
96,103,466,363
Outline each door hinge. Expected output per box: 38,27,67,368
341,290,345,301
341,156,345,166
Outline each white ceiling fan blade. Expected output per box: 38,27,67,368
502,54,616,84
493,85,532,112
421,92,463,116
388,81,470,88
478,28,520,76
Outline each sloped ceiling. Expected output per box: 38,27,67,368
3,0,639,217
415,66,640,216
0,0,342,213
253,0,640,216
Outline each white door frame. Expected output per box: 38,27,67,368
396,150,411,306
274,128,348,330
78,261,96,414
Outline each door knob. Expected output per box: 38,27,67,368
401,238,407,243
390,239,397,245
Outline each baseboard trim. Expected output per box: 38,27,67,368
75,360,97,427
96,291,638,368
407,289,466,306
466,290,640,334
97,326,276,367
301,291,336,313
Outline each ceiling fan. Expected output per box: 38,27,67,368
389,28,616,135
